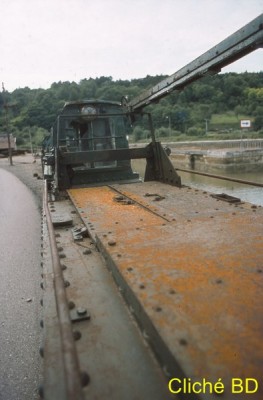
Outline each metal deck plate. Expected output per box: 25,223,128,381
68,182,263,399
44,196,173,400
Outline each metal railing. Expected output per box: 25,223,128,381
170,139,263,151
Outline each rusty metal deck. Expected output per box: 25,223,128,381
43,196,173,400
68,182,263,399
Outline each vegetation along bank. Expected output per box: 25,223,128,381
0,72,262,150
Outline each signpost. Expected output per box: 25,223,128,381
240,120,251,129
2,83,13,166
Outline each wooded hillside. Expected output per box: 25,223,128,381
0,72,262,147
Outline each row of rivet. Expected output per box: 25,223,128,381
38,206,90,398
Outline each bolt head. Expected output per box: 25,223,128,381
77,307,87,316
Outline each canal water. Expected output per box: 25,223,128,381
178,170,263,206
132,160,263,206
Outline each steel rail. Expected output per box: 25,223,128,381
43,180,85,400
175,167,263,188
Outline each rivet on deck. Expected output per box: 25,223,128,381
81,371,90,387
77,307,87,316
83,249,92,255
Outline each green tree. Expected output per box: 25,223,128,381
2,71,262,146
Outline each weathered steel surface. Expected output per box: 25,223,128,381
44,181,85,400
59,147,152,165
42,219,67,400
68,182,263,399
43,194,174,400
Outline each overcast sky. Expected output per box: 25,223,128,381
1,0,262,91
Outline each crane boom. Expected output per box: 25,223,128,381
128,13,263,111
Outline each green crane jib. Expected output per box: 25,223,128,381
127,13,263,112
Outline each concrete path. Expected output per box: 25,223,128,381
0,168,42,400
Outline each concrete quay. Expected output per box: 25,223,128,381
169,139,263,172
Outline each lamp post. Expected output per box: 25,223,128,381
166,116,171,137
204,119,209,136
29,129,33,155
2,83,13,166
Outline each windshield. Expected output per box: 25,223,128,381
58,114,129,150
57,113,130,168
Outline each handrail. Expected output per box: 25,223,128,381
43,180,84,400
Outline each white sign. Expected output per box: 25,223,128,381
240,120,251,128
